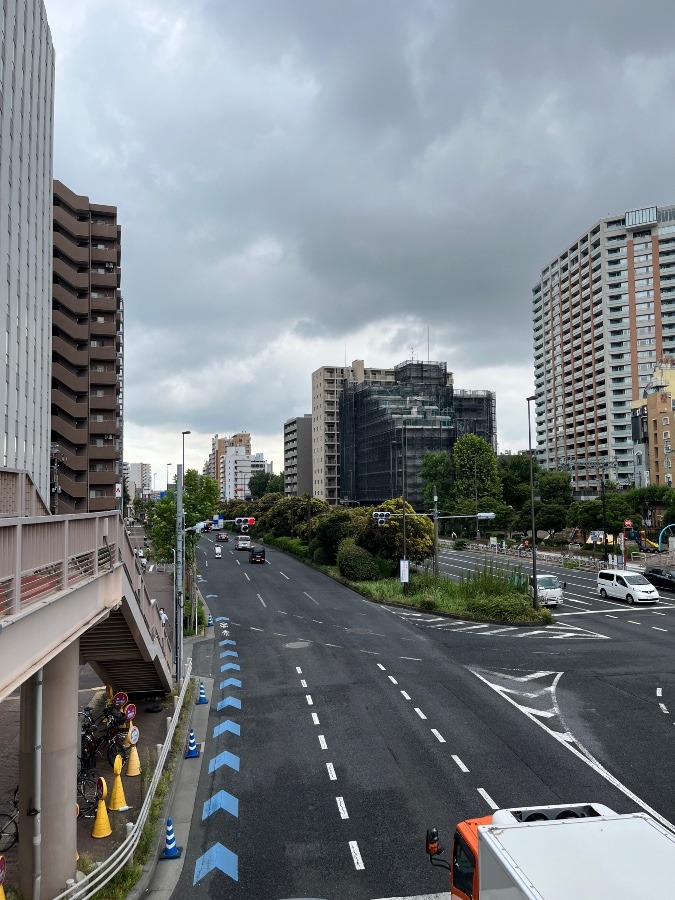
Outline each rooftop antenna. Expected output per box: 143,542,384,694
427,326,430,364
410,346,415,362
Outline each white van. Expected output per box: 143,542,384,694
215,546,222,559
597,569,659,604
529,573,565,607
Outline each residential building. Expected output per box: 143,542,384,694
51,180,123,513
631,360,675,490
205,432,251,496
533,204,675,492
284,414,312,496
124,462,152,498
221,449,270,501
0,1,55,504
312,360,395,503
340,360,497,509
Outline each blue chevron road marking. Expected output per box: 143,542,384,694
220,678,241,689
213,720,241,738
220,650,239,658
219,639,236,646
209,750,240,773
220,663,240,672
202,790,239,820
193,842,238,884
217,696,241,711
215,616,229,622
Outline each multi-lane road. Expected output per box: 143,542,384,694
176,537,675,899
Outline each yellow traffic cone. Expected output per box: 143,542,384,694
92,777,112,839
108,753,130,811
126,724,141,777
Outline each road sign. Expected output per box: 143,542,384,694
624,519,632,528
590,530,604,543
399,559,410,584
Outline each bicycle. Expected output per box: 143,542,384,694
81,713,129,770
0,787,19,852
77,767,98,819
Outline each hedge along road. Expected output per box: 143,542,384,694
170,536,675,900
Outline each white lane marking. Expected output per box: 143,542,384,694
605,615,618,619
257,593,266,607
628,620,641,625
452,755,469,773
477,788,498,810
300,679,307,688
312,619,324,623
326,763,337,781
336,796,349,819
660,703,669,714
280,571,289,579
414,708,427,720
250,626,263,631
653,611,666,615
304,592,320,605
472,669,675,833
244,572,250,581
312,713,320,725
431,729,446,743
278,611,288,615
400,656,423,661
319,734,328,750
359,649,381,655
296,667,302,674
306,695,313,706
657,688,663,697
388,676,398,685
326,643,343,648
272,632,287,636
653,627,668,632
349,840,365,870
377,663,386,671
294,614,305,619
401,691,411,700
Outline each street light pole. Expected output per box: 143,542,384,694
402,424,408,594
433,486,439,578
527,395,539,610
166,462,172,491
181,430,191,635
475,458,480,540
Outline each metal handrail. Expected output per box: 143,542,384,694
52,659,193,900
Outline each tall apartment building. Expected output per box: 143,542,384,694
51,180,123,513
312,360,395,503
205,432,251,496
533,204,675,492
0,1,55,503
221,448,270,501
284,414,312,496
124,462,152,498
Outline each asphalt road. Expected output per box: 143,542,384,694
174,537,675,900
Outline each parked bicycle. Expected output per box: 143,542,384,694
0,786,18,852
80,707,129,770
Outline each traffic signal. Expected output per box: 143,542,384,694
235,516,256,532
372,511,391,527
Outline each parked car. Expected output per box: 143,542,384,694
216,532,229,543
643,566,675,592
597,569,660,604
249,547,265,564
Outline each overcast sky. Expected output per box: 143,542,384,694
43,0,675,487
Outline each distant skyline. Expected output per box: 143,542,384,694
43,0,675,479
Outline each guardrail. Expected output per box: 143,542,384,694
53,659,193,900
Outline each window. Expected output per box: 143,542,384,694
452,836,476,899
664,431,670,441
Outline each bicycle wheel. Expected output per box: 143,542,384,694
106,738,128,770
77,776,98,818
0,812,18,852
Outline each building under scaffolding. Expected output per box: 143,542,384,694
339,360,497,509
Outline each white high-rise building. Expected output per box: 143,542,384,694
124,462,152,497
0,0,55,502
533,204,675,491
221,449,270,501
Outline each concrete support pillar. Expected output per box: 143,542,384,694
19,640,79,900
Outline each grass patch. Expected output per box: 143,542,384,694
82,678,196,900
356,563,553,625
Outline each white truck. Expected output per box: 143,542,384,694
529,572,565,607
426,801,675,898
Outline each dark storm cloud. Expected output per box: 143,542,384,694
45,0,675,466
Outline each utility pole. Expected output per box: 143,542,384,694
474,458,480,540
402,425,408,594
600,473,609,565
433,485,439,578
175,463,184,683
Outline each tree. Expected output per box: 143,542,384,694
499,454,537,510
359,499,433,564
566,500,602,541
312,509,359,564
537,471,572,506
536,502,569,539
453,435,502,505
248,471,272,499
150,470,218,561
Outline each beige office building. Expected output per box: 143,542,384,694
205,432,251,496
312,360,395,503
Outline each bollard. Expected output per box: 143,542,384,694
166,716,172,734
108,753,130,812
156,742,163,757
92,778,112,839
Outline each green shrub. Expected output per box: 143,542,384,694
453,538,469,550
336,538,378,581
313,546,332,566
274,536,309,558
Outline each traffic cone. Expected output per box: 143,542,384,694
92,777,112,838
207,614,213,626
126,725,141,777
108,753,130,811
159,817,182,859
185,728,200,758
196,681,208,705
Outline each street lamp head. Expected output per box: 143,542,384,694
182,430,191,436
527,394,536,402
